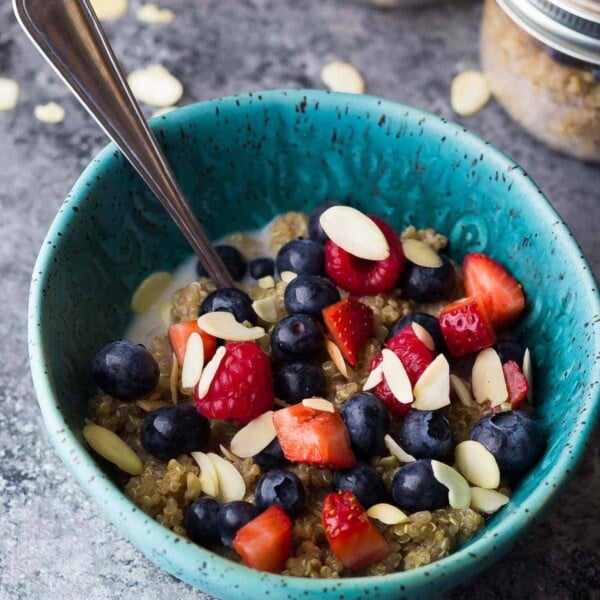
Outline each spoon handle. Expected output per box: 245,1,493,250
14,0,236,289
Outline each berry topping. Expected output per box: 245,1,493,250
168,321,217,366
401,254,455,303
324,216,405,295
199,287,257,326
255,469,306,515
503,361,529,409
196,244,247,281
333,462,387,508
217,501,260,547
438,296,496,357
390,459,448,513
194,341,274,423
308,199,341,244
340,392,390,458
248,257,275,280
395,410,454,460
276,238,325,277
184,497,221,547
270,314,324,362
322,298,374,366
253,437,288,470
284,274,340,320
92,339,159,401
274,362,326,405
388,312,446,354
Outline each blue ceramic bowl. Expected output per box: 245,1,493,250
29,90,600,599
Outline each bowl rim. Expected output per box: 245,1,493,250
28,89,600,597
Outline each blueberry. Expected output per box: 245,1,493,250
271,314,324,362
390,459,448,513
494,340,525,366
333,463,387,508
217,501,259,547
471,411,545,478
255,470,306,516
140,405,210,460
308,199,342,244
196,245,247,281
401,254,455,303
254,437,287,470
248,257,275,280
340,392,389,458
199,287,257,325
274,362,325,405
92,340,159,401
276,239,325,276
184,497,220,547
284,274,340,320
388,312,446,353
396,410,454,460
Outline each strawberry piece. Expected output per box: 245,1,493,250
369,326,434,416
463,252,525,330
324,216,405,295
503,360,529,409
232,505,292,574
272,404,356,469
322,298,374,366
194,341,274,423
438,297,496,357
168,321,217,365
322,490,390,571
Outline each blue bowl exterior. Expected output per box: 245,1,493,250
29,90,600,599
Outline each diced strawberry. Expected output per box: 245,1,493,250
463,253,525,329
322,490,390,571
324,216,405,295
272,404,356,469
322,298,374,366
194,341,274,423
168,321,217,365
503,360,529,409
438,297,496,357
232,505,292,574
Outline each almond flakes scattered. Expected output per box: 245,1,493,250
302,397,335,413
384,434,416,463
469,487,509,514
431,460,471,510
381,349,413,405
83,424,143,475
230,411,277,458
402,238,443,269
471,348,508,407
180,332,204,389
412,354,450,411
455,440,500,489
197,311,265,341
367,503,409,525
326,339,352,379
411,322,435,352
196,346,226,399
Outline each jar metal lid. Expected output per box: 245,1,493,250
497,0,600,64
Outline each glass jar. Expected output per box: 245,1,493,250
480,0,600,162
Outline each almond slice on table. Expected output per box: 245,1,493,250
302,397,335,413
522,348,533,403
471,348,508,407
83,424,143,475
319,206,390,261
450,70,491,117
131,271,172,314
381,349,413,405
207,453,246,502
412,354,450,411
320,61,365,94
181,332,205,389
280,271,297,283
191,451,219,498
431,460,471,510
454,440,500,489
450,374,475,407
401,239,443,269
230,410,277,458
91,0,128,20
367,503,410,525
196,346,226,399
411,322,435,352
127,65,184,107
197,311,265,341
363,363,384,391
0,78,20,111
137,3,175,23
252,296,279,323
384,434,416,463
34,102,66,124
326,339,353,379
469,487,509,514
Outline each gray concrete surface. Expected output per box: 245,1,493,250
0,1,598,598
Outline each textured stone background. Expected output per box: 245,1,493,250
0,1,598,599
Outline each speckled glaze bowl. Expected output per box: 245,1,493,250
29,90,600,599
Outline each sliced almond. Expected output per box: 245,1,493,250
384,434,416,463
450,70,491,117
197,311,265,341
455,440,500,489
91,0,128,20
230,410,277,458
207,453,246,502
258,275,276,289
319,206,389,261
363,363,384,391
431,460,471,509
302,397,335,413
470,487,509,514
136,398,169,412
381,349,413,405
34,102,65,124
131,271,172,314
411,322,435,352
320,60,366,94
402,239,443,269
181,332,205,389
0,78,19,111
367,503,410,525
326,339,352,379
169,352,179,404
252,296,279,323
128,64,184,107
191,451,219,498
412,354,450,411
160,302,172,327
450,374,475,407
196,346,226,399
83,424,143,475
472,348,508,407
220,444,240,462
280,271,297,283
523,348,533,404
137,3,175,23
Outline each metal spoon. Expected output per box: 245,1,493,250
14,0,236,289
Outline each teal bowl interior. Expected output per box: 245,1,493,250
29,90,600,599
